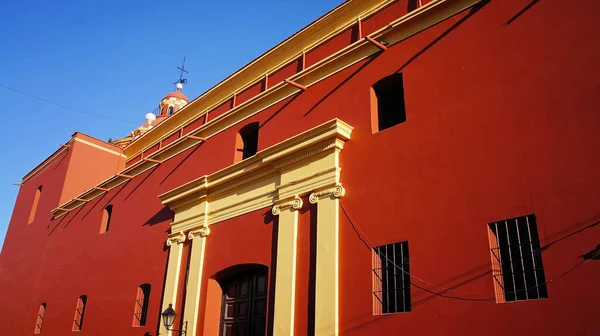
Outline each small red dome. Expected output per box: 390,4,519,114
163,90,188,102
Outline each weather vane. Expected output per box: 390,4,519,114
174,56,188,87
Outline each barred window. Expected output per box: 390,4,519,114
34,302,46,334
373,241,411,314
72,295,87,331
488,214,548,302
133,284,151,327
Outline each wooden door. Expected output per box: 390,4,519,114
220,269,268,336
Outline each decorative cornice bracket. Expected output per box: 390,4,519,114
309,184,345,204
272,196,304,216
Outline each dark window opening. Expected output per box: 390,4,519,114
219,267,268,336
73,295,87,331
371,73,407,132
407,0,420,12
133,283,151,327
235,122,259,162
34,302,46,334
28,185,43,225
100,205,113,233
373,241,411,314
168,106,174,115
488,214,548,302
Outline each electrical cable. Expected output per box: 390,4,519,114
0,83,138,125
339,199,600,302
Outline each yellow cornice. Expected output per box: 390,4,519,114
159,118,351,206
51,0,480,219
158,119,352,231
123,0,481,160
123,0,395,158
51,119,351,220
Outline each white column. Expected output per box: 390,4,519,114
309,185,345,336
161,232,186,336
182,226,210,336
271,196,303,336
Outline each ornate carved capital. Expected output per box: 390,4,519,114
272,196,303,215
166,232,186,246
188,226,211,239
309,184,345,204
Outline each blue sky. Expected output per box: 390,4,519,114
0,0,340,249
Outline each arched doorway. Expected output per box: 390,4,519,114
220,266,268,336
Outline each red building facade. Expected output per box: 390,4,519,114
1,0,599,335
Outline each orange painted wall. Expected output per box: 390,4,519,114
196,208,275,335
1,0,599,335
59,134,125,205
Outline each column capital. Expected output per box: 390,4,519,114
188,226,211,239
309,184,345,204
272,196,303,216
166,232,186,246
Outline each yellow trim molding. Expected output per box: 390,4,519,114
309,185,345,336
52,0,481,218
182,226,209,336
160,232,186,336
123,0,481,160
272,196,303,336
159,118,352,231
159,119,352,336
124,0,394,158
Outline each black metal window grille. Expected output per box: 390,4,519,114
34,302,46,334
372,241,411,314
488,214,548,302
72,295,87,331
133,284,151,327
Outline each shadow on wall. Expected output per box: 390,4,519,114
304,55,379,117
160,143,204,185
156,237,174,336
395,0,491,74
259,95,300,130
263,208,275,225
581,244,600,260
53,149,69,170
79,182,129,220
144,206,174,227
541,218,600,252
505,0,541,25
124,166,160,201
265,208,278,336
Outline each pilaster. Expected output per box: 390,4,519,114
309,185,345,336
182,226,210,336
161,232,186,335
271,196,303,336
